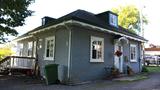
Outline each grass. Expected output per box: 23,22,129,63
146,66,160,73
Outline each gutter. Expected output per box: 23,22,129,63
15,19,147,43
63,21,72,81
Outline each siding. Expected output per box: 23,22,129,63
123,40,141,73
70,26,114,83
35,28,69,76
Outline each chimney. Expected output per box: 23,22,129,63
41,16,56,25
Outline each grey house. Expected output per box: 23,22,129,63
14,10,147,83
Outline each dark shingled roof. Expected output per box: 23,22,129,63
15,9,147,41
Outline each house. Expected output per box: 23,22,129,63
145,45,160,65
14,10,147,84
145,44,160,55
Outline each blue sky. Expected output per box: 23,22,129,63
14,0,160,46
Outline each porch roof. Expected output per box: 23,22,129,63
14,9,147,42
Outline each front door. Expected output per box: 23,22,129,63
114,43,123,73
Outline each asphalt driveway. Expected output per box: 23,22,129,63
0,73,160,90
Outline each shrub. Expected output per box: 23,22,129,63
111,66,120,78
127,65,134,75
141,66,149,73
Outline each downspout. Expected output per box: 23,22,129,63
63,20,72,81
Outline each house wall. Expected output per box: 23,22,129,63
123,40,142,73
69,25,142,83
70,26,115,83
16,27,69,79
33,27,69,77
145,51,160,55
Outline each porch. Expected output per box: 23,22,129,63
0,56,37,75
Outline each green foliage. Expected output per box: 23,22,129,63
0,0,34,43
127,65,134,75
141,66,149,72
111,66,120,78
0,46,14,60
112,5,148,34
146,66,160,73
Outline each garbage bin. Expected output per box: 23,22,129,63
44,64,59,85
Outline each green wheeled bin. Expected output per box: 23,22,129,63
44,64,59,85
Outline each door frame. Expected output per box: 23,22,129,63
114,43,123,73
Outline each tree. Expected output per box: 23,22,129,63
112,5,148,34
0,0,34,43
0,45,14,61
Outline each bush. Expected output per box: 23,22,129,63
127,65,134,75
141,66,149,73
111,66,120,78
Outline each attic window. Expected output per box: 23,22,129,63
109,13,118,27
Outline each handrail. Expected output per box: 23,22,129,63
7,56,35,59
0,56,11,64
0,56,36,65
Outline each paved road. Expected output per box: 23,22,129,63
0,73,160,90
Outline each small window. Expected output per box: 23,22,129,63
109,13,118,27
90,36,104,62
44,36,55,60
19,43,23,56
130,44,137,62
27,42,33,57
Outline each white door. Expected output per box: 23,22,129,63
114,43,123,73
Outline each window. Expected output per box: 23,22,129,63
19,43,23,56
130,44,137,62
109,13,118,27
28,42,33,57
44,36,55,60
90,36,104,62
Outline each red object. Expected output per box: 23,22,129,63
114,50,122,57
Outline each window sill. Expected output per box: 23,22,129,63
130,60,137,63
90,59,104,63
44,57,54,61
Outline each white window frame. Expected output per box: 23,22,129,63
27,42,33,57
44,36,55,60
130,44,137,62
90,36,104,62
109,13,118,27
19,43,23,56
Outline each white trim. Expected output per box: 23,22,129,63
72,20,146,42
130,44,137,62
14,35,33,41
114,43,123,72
44,36,55,60
90,36,104,62
17,20,146,43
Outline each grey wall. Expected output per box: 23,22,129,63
122,39,141,73
17,27,69,77
34,27,69,76
70,26,115,83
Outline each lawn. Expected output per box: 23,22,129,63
146,66,160,73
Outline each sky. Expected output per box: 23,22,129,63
15,0,160,47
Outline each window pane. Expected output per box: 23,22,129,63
46,49,49,57
92,40,102,59
130,46,136,60
92,44,97,59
